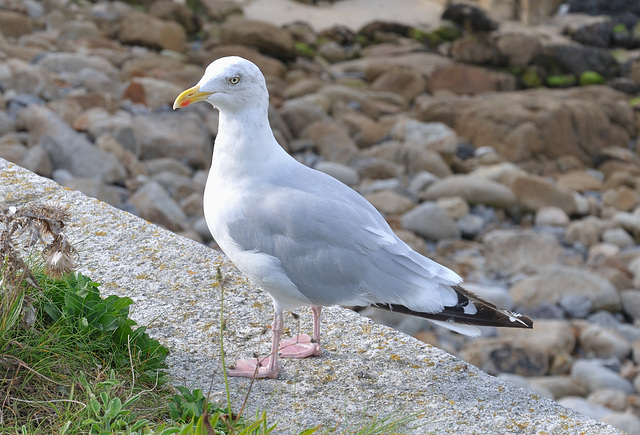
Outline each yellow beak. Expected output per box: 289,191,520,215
173,85,212,109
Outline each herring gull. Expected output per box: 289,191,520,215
173,56,533,379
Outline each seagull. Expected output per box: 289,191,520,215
173,56,533,379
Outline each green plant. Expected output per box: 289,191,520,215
579,71,605,86
78,371,149,435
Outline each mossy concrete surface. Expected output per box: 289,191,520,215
0,158,623,434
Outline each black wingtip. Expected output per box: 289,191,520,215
370,284,534,330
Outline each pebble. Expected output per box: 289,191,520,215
400,202,460,241
570,360,635,395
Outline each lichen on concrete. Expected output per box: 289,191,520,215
0,159,623,434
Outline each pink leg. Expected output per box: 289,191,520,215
279,305,322,359
228,311,283,379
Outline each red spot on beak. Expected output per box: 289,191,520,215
181,99,191,108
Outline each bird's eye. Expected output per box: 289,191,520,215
229,76,240,85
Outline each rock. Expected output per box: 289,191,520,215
117,11,186,51
601,228,635,249
152,171,197,199
391,119,458,155
601,413,640,435
571,360,635,395
437,196,469,220
511,265,621,312
339,111,387,149
413,87,635,164
499,319,576,366
20,144,52,178
364,190,415,216
35,52,118,79
300,121,359,164
0,10,35,38
124,77,184,110
494,32,543,67
564,217,603,247
193,216,213,243
314,161,359,187
132,114,212,169
144,158,193,177
579,325,631,360
128,181,187,232
587,388,628,412
450,35,500,65
603,186,640,211
527,376,589,400
509,173,577,214
148,0,200,35
408,171,439,195
63,177,122,207
16,106,126,183
427,63,515,95
421,175,516,208
462,337,549,376
220,18,295,61
556,396,612,420
556,169,604,192
317,41,347,63
482,229,563,275
279,97,330,137
370,68,426,102
0,142,27,165
456,214,486,239
537,44,619,78
621,290,640,321
180,192,204,217
558,294,592,319
535,206,570,227
401,202,460,241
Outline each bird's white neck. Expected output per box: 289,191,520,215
212,106,290,180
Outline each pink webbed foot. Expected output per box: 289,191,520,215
228,356,279,379
279,334,322,359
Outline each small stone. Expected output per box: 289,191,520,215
300,121,358,164
364,190,415,216
315,161,359,187
579,324,631,360
556,169,604,192
603,186,640,212
601,412,640,435
117,11,186,51
62,177,122,207
570,360,635,395
462,337,549,376
564,217,603,248
587,388,628,412
457,214,486,239
180,192,204,217
510,265,621,312
527,376,589,400
437,196,469,220
408,171,439,194
534,206,570,227
621,290,640,321
20,144,52,177
128,181,187,232
601,228,635,249
482,229,562,275
510,173,577,214
556,396,612,420
401,202,460,241
421,175,516,209
558,294,592,318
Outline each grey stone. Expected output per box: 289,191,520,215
557,396,612,420
422,175,516,209
20,144,52,177
535,206,570,227
128,181,187,232
132,114,212,169
16,105,126,183
314,161,359,187
482,229,563,275
409,171,439,194
511,266,621,312
570,360,635,395
587,388,628,412
559,294,592,318
579,325,631,360
601,413,640,435
621,290,640,321
63,177,123,207
401,202,460,241
279,97,330,138
528,376,589,400
601,228,635,249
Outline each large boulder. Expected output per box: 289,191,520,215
413,86,635,164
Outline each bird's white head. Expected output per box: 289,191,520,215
173,56,268,114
